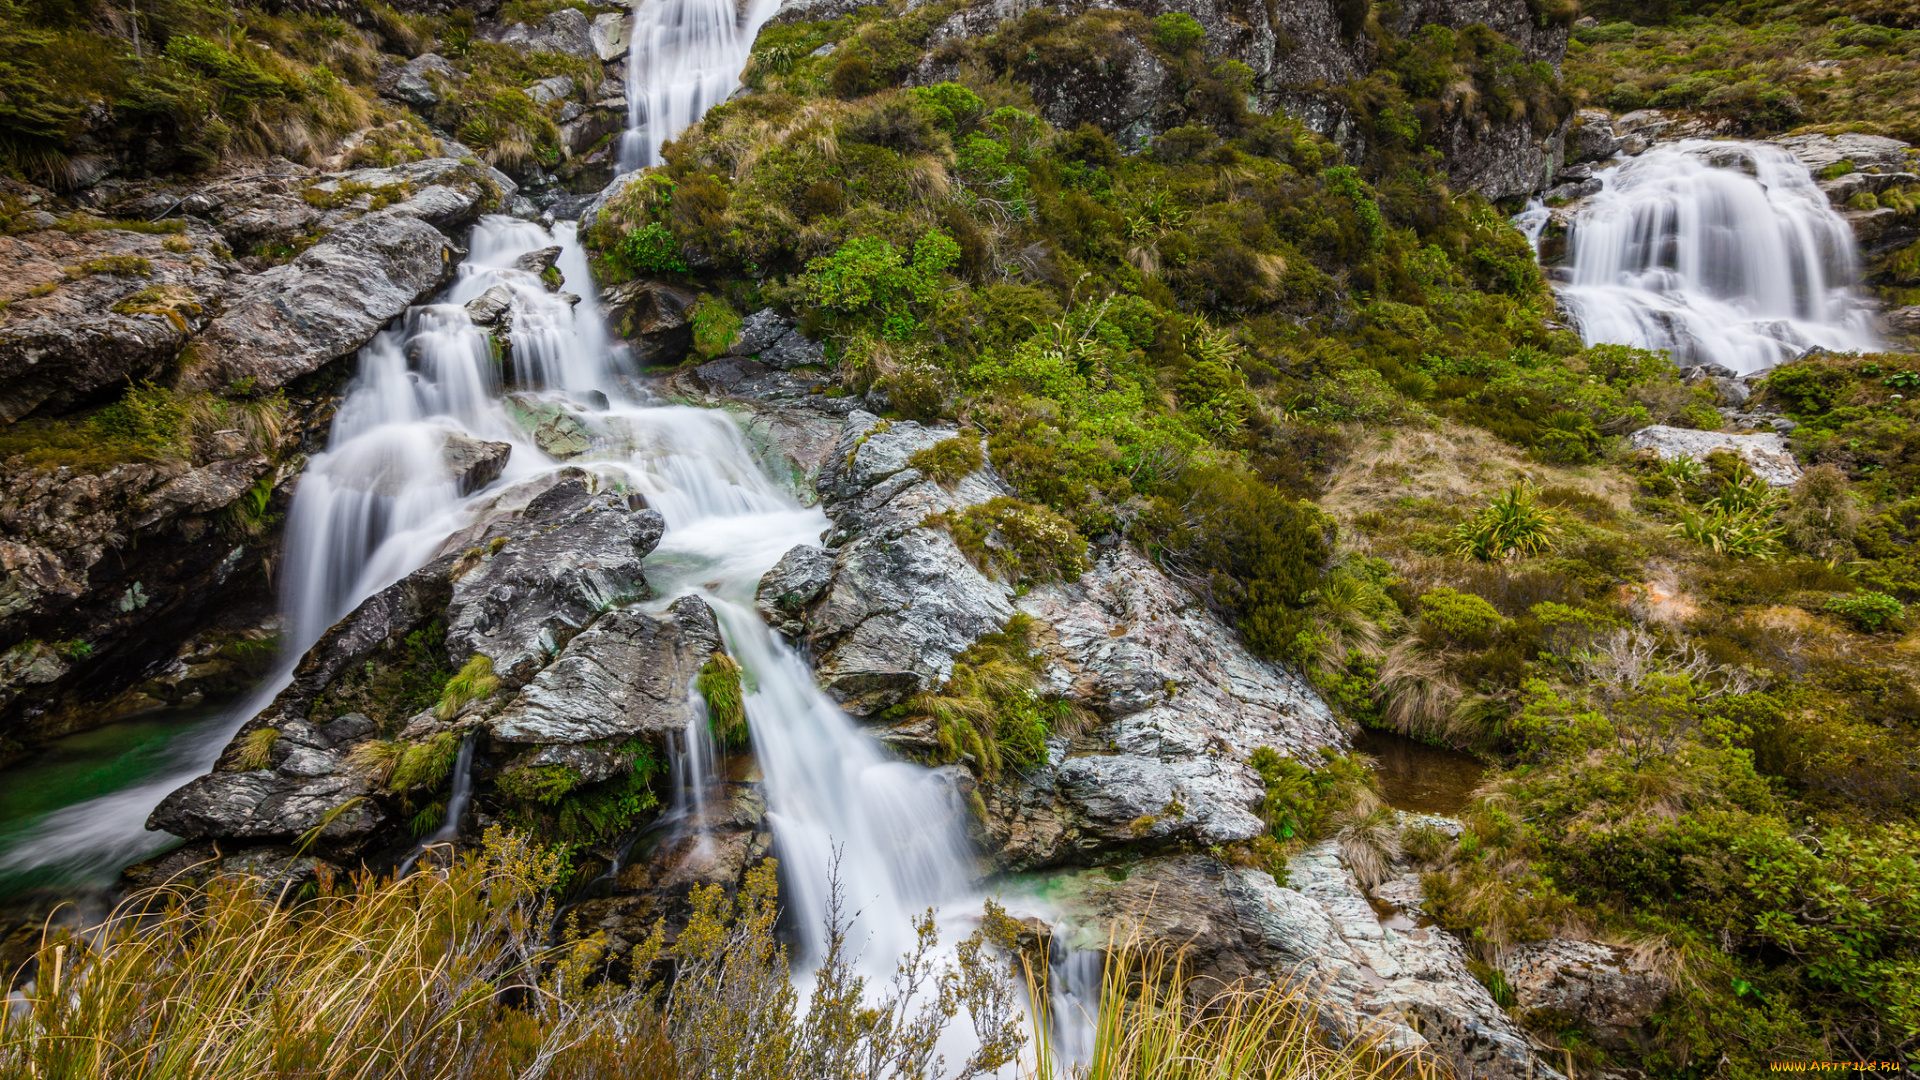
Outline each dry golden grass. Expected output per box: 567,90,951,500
1024,924,1445,1080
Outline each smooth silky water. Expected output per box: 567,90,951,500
1555,139,1880,373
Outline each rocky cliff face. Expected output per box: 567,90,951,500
0,155,509,755
869,0,1570,198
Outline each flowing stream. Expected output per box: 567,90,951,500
0,12,1093,1068
1556,139,1880,373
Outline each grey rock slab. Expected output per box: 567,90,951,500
734,309,793,354
514,245,563,287
491,595,723,745
1627,424,1801,486
504,393,594,459
445,479,665,687
590,12,633,60
525,75,576,105
1502,938,1673,1050
602,278,697,366
495,9,596,58
1773,132,1915,174
147,769,381,843
755,543,836,637
1038,849,1557,1080
182,212,459,394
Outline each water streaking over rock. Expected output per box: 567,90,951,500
1558,139,1879,374
618,0,782,172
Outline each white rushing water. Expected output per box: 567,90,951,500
618,0,783,172
1557,139,1880,373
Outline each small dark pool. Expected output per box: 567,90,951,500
1354,727,1485,816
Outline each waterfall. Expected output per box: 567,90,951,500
618,0,782,172
1557,139,1880,373
398,733,478,874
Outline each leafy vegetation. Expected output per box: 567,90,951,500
902,613,1076,784
698,652,748,747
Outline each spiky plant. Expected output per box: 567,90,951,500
1449,482,1560,561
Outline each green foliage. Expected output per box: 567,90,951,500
495,763,581,804
906,436,983,486
690,297,742,358
1150,12,1206,53
698,652,748,747
1825,590,1906,632
1248,746,1377,846
798,233,960,320
1449,483,1559,561
389,730,465,792
613,222,689,276
435,655,499,721
1418,587,1506,644
912,613,1072,779
927,496,1089,584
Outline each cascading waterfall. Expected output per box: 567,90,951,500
1556,139,1879,373
618,0,783,172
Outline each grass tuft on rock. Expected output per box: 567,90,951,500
697,651,748,747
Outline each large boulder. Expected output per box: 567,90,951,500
1038,845,1558,1080
1501,938,1673,1050
490,594,723,745
181,212,459,394
602,279,697,366
805,412,1017,715
492,9,597,58
444,480,665,688
755,543,837,637
0,223,230,421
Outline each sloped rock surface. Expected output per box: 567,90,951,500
182,213,458,394
445,480,665,687
0,223,230,422
1041,845,1558,1080
1501,938,1672,1049
971,546,1344,868
490,595,723,744
755,543,836,637
805,412,1016,715
602,278,697,366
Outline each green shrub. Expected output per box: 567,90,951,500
798,233,959,318
928,496,1089,584
1825,591,1906,632
1151,12,1206,52
496,763,581,804
907,436,983,487
1450,483,1559,561
690,298,741,358
1249,746,1377,847
613,222,689,276
1418,587,1506,645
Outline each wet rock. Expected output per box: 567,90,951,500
465,283,515,327
490,595,723,745
444,479,665,687
504,393,593,458
755,543,836,637
1543,178,1601,202
806,412,1017,715
514,245,564,289
182,212,459,395
440,433,511,495
1887,306,1920,335
601,278,697,365
1501,938,1673,1050
1626,424,1802,486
